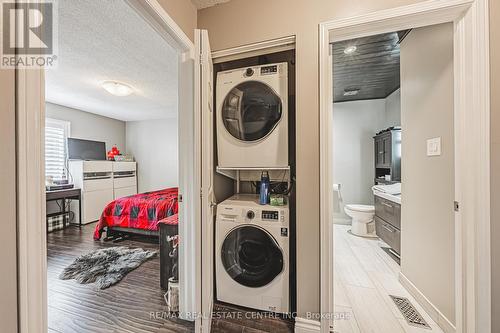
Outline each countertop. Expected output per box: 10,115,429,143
373,190,401,205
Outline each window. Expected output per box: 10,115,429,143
45,118,70,181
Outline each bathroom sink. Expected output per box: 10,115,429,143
372,185,402,205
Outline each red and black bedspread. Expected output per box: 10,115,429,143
94,188,178,240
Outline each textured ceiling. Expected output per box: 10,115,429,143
45,0,179,121
191,0,232,9
333,31,405,102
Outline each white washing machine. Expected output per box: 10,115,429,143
216,63,288,168
215,194,289,313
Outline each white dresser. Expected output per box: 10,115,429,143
69,161,137,224
112,161,137,199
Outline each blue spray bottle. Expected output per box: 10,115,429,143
259,171,270,205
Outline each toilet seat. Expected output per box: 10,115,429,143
345,204,374,213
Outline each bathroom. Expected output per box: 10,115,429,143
331,26,456,332
333,85,402,257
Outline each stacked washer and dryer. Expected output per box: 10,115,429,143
215,63,291,313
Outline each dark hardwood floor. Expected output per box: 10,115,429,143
48,223,294,333
47,223,194,333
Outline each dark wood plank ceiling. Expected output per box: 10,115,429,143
333,31,408,103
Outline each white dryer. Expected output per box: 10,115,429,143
216,63,288,168
215,194,289,313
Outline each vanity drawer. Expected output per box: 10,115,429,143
375,216,401,255
374,196,401,229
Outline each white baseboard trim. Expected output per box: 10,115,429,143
295,317,320,333
399,273,455,333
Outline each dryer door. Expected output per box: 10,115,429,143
221,225,284,288
221,81,282,142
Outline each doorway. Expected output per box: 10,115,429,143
319,1,490,333
16,0,198,331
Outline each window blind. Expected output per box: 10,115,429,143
45,119,70,181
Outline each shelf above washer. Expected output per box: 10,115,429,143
216,166,291,190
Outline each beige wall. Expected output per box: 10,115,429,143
400,24,455,323
490,0,499,331
0,69,18,331
198,0,430,315
157,0,197,41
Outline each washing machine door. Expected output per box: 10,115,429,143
221,81,282,142
221,225,284,288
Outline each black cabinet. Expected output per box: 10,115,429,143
159,223,178,290
374,129,401,184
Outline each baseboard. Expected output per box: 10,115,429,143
399,273,455,333
295,317,320,333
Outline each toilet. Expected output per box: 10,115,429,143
344,204,376,237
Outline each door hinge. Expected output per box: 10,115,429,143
178,194,183,203
200,188,203,198
454,201,460,212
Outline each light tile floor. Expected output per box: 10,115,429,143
333,224,444,333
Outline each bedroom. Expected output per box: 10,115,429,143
44,1,191,331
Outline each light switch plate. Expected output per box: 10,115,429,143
427,137,441,156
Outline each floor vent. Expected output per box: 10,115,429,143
390,295,431,329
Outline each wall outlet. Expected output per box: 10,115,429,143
427,137,441,156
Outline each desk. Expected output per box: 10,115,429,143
46,188,82,231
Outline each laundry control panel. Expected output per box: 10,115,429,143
261,65,278,75
262,210,279,220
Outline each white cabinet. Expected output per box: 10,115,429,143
112,161,137,199
69,160,137,224
83,189,114,222
114,186,137,199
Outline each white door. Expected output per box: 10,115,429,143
178,47,196,320
195,29,215,333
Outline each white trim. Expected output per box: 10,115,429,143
325,0,473,43
127,0,197,323
178,52,196,321
319,1,491,333
211,35,296,63
125,0,193,52
16,67,48,333
196,29,215,333
294,317,321,333
16,0,198,331
399,273,455,333
45,117,71,136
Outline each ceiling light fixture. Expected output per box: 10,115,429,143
343,88,360,96
101,81,134,97
343,45,357,55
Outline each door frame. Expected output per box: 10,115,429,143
16,0,197,331
319,0,490,332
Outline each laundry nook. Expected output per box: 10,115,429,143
212,50,296,323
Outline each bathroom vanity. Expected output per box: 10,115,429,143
374,192,401,257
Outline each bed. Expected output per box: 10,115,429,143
93,188,178,240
